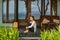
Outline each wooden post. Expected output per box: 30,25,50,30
50,0,52,22
13,0,18,28
40,0,45,22
44,0,45,16
13,22,18,28
50,0,52,16
25,0,31,21
41,0,45,16
54,0,57,16
6,0,9,21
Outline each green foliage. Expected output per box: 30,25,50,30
41,25,60,40
0,26,19,40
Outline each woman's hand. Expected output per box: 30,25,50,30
26,27,28,29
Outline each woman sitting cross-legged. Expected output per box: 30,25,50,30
24,16,37,33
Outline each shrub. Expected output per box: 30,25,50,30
41,25,60,40
0,26,19,40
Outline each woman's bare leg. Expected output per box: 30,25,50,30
24,27,29,33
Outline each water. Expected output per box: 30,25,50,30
3,13,60,20
3,12,41,19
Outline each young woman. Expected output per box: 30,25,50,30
24,16,37,33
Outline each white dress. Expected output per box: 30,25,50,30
27,21,37,32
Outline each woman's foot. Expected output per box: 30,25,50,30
24,30,29,33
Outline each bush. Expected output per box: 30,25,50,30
41,25,60,40
0,26,19,40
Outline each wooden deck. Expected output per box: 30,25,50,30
18,25,40,40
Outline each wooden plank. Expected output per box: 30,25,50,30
20,37,41,40
20,0,36,1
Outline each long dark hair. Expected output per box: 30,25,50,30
30,16,35,20
26,16,35,26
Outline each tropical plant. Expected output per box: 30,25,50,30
0,26,19,40
41,25,60,40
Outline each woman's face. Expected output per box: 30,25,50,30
30,17,33,21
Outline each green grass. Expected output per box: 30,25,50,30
0,26,19,40
41,25,60,40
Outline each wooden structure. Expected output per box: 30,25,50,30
2,0,59,27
